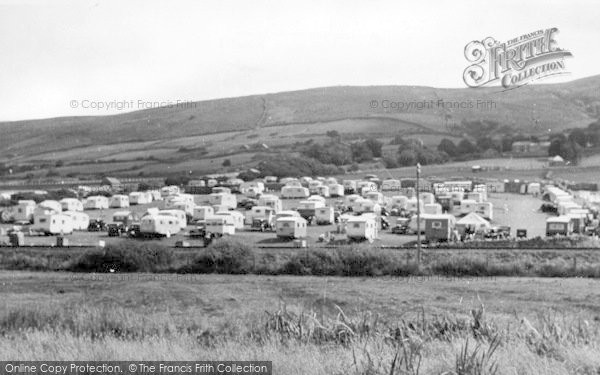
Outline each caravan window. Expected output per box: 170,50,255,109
282,223,290,228
548,223,565,230
353,223,360,228
169,221,173,224
432,221,442,229
39,218,47,223
52,219,56,224
18,208,22,213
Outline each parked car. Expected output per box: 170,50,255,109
127,223,141,238
251,218,273,232
87,219,106,232
238,198,258,210
188,226,207,239
107,223,126,237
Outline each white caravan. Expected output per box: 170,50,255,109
32,213,74,235
84,196,109,210
159,209,187,229
215,210,245,229
140,214,181,237
60,198,83,212
63,211,90,230
209,193,237,210
205,215,236,235
129,191,152,205
258,194,283,212
281,186,310,199
346,215,378,242
276,216,307,239
109,194,130,208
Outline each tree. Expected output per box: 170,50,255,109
364,138,383,157
326,130,340,140
457,139,478,154
568,129,587,147
351,142,374,162
222,159,232,167
397,149,417,166
437,138,458,157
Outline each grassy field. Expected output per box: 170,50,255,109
0,271,599,374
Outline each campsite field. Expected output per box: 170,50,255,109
0,271,599,374
0,192,553,248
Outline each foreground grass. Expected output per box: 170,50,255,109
0,271,599,374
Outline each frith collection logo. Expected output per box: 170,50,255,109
463,28,572,89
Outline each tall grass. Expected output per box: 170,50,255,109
0,303,598,374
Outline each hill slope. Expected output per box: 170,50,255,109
1,75,599,176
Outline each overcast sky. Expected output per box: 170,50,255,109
0,0,598,121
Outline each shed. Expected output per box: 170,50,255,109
546,216,572,236
424,214,456,242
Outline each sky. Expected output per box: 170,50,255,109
0,0,598,121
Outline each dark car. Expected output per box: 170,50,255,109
107,223,126,237
188,226,207,238
237,198,258,210
127,224,141,238
88,219,106,232
391,224,409,235
251,218,272,232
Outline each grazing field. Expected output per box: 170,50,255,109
0,271,599,374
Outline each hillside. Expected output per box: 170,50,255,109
1,75,599,177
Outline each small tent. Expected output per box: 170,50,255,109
456,212,491,234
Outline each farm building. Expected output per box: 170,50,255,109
193,206,214,221
158,209,187,229
205,215,236,235
215,210,245,229
84,196,109,210
346,215,378,242
209,193,237,210
32,213,74,235
456,213,491,234
110,195,130,208
443,180,472,193
328,184,344,197
129,191,152,205
140,214,181,237
315,206,335,225
60,198,83,212
424,214,456,242
38,200,62,213
546,216,572,236
101,177,122,192
63,211,90,230
258,194,283,212
281,186,309,199
276,216,307,239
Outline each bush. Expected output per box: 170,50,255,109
68,242,174,273
183,238,255,274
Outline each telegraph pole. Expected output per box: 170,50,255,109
416,163,422,269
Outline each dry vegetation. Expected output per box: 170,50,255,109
0,271,599,374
